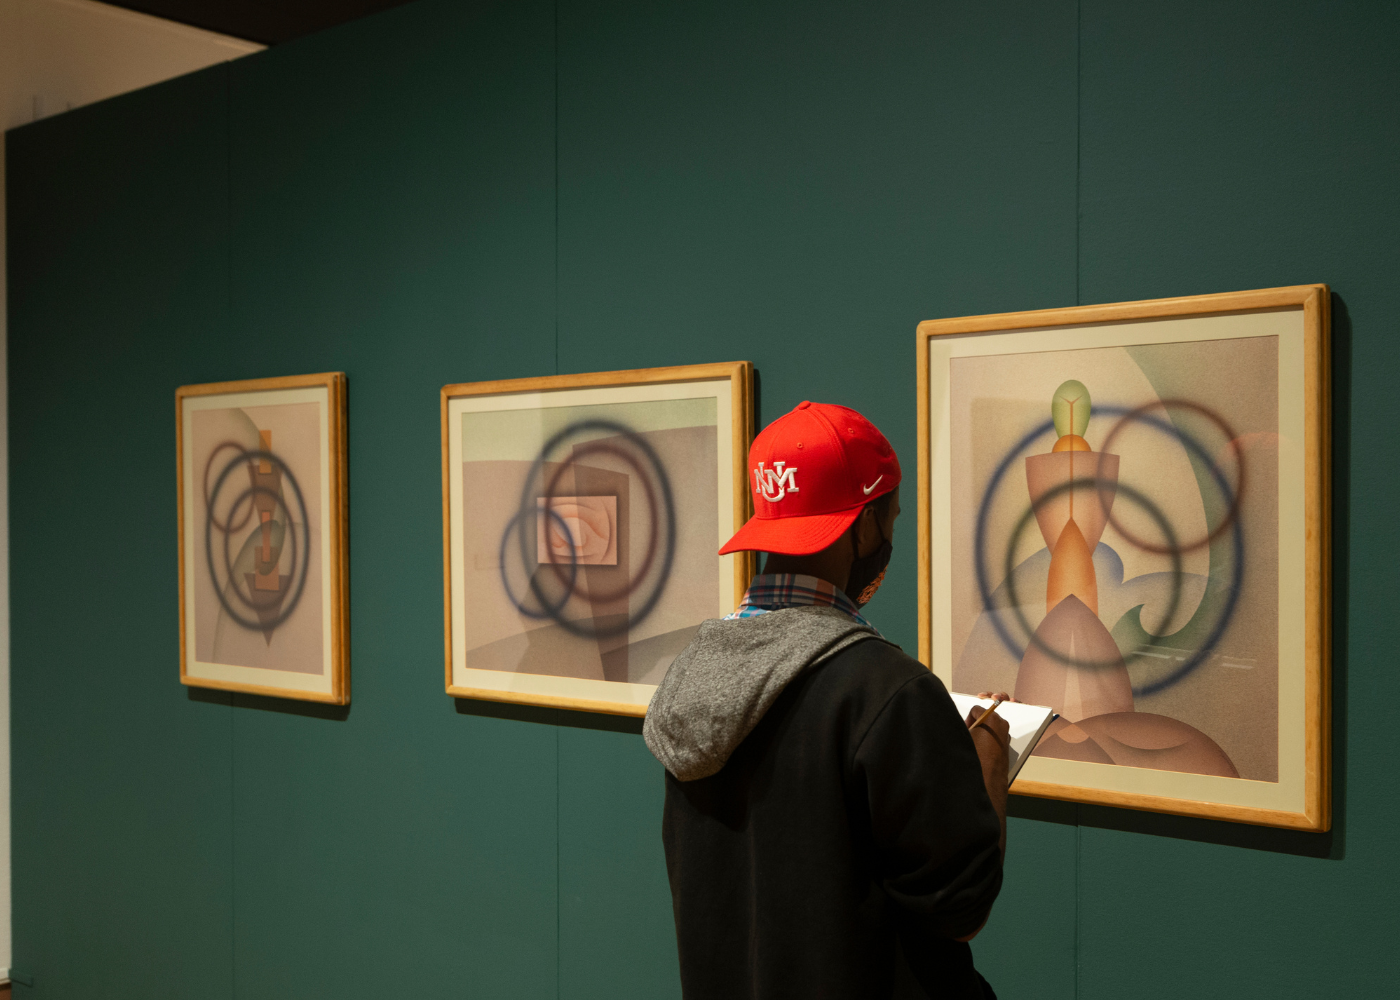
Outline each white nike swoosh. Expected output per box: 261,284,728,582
862,476,883,495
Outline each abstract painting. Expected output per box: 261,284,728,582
918,286,1329,829
442,363,753,715
178,373,348,704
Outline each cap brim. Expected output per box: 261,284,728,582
719,507,862,556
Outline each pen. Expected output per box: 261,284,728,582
967,698,1004,733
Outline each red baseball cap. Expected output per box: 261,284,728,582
720,401,901,556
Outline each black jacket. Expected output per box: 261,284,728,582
660,637,1003,999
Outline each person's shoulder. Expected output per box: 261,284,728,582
813,636,937,702
792,638,962,763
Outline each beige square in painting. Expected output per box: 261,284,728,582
537,496,618,565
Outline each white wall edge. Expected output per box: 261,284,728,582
42,0,263,56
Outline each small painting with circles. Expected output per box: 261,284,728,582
919,286,1330,830
177,373,348,704
442,363,753,716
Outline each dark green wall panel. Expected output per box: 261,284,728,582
558,721,680,999
219,1,561,996
556,0,1080,657
8,0,1400,996
1074,3,1400,996
988,804,1079,1000
7,71,235,998
9,1,563,997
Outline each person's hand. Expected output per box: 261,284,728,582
967,692,1013,747
965,694,1013,873
965,704,1011,749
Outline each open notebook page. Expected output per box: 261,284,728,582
948,693,1056,784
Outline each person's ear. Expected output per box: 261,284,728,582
856,505,880,555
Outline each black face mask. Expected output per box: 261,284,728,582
846,515,892,608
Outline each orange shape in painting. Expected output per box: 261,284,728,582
1052,433,1092,452
1024,451,1119,552
1047,517,1097,615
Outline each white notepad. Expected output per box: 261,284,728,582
948,694,1057,785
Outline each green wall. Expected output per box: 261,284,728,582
5,0,1396,996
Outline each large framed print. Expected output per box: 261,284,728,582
442,362,754,715
177,372,349,704
917,286,1330,830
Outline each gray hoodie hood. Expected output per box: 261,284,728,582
644,606,887,781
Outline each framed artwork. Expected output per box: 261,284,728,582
917,285,1330,830
177,373,349,704
442,362,754,715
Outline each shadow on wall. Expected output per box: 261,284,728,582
454,696,645,736
186,685,350,723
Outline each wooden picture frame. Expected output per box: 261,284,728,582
177,372,349,704
442,362,754,716
917,285,1330,830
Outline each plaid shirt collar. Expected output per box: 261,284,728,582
724,573,879,633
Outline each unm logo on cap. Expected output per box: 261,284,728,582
753,461,799,502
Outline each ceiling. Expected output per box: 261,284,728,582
108,0,418,45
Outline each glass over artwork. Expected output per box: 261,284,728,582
460,397,720,684
949,338,1278,782
190,400,325,673
178,373,347,704
921,287,1330,829
444,365,750,714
